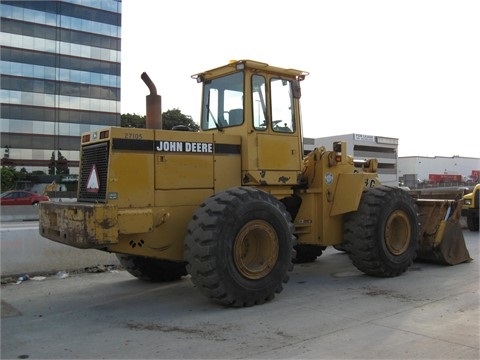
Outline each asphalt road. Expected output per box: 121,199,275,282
1,231,479,360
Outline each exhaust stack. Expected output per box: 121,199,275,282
141,72,162,129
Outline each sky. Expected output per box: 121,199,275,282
120,0,480,158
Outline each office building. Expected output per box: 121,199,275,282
1,0,122,175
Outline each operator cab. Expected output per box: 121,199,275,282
193,60,307,134
192,60,309,186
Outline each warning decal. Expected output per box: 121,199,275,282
86,164,100,193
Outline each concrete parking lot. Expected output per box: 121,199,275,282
1,230,478,359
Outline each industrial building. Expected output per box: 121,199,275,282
398,156,480,188
304,133,399,186
0,0,122,175
304,133,479,188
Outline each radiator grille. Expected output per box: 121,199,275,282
78,142,109,202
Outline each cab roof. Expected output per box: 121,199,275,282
192,59,309,82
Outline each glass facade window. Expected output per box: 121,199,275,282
0,0,122,175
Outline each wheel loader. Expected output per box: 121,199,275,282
38,59,471,307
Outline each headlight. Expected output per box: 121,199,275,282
464,199,472,206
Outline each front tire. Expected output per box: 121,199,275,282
343,186,419,277
116,254,187,282
184,187,296,307
466,213,479,231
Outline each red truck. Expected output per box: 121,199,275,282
428,174,463,183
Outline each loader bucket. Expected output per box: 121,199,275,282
416,199,472,265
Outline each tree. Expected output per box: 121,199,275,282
162,109,199,131
121,113,146,128
47,151,69,175
0,166,27,192
1,166,18,192
56,150,69,175
19,167,28,178
48,151,55,175
1,145,15,167
121,109,199,131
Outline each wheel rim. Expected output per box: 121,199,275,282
385,210,411,255
234,219,279,280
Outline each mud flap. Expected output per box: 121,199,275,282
416,199,472,265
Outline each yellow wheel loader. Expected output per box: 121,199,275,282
39,60,471,307
462,184,479,231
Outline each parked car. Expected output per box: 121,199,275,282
0,190,50,206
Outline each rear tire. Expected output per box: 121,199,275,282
184,187,296,307
343,185,419,277
292,244,323,263
116,254,187,282
333,244,347,252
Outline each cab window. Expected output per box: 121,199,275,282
201,71,244,130
252,75,267,130
271,78,294,133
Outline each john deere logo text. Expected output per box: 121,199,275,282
156,141,213,153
